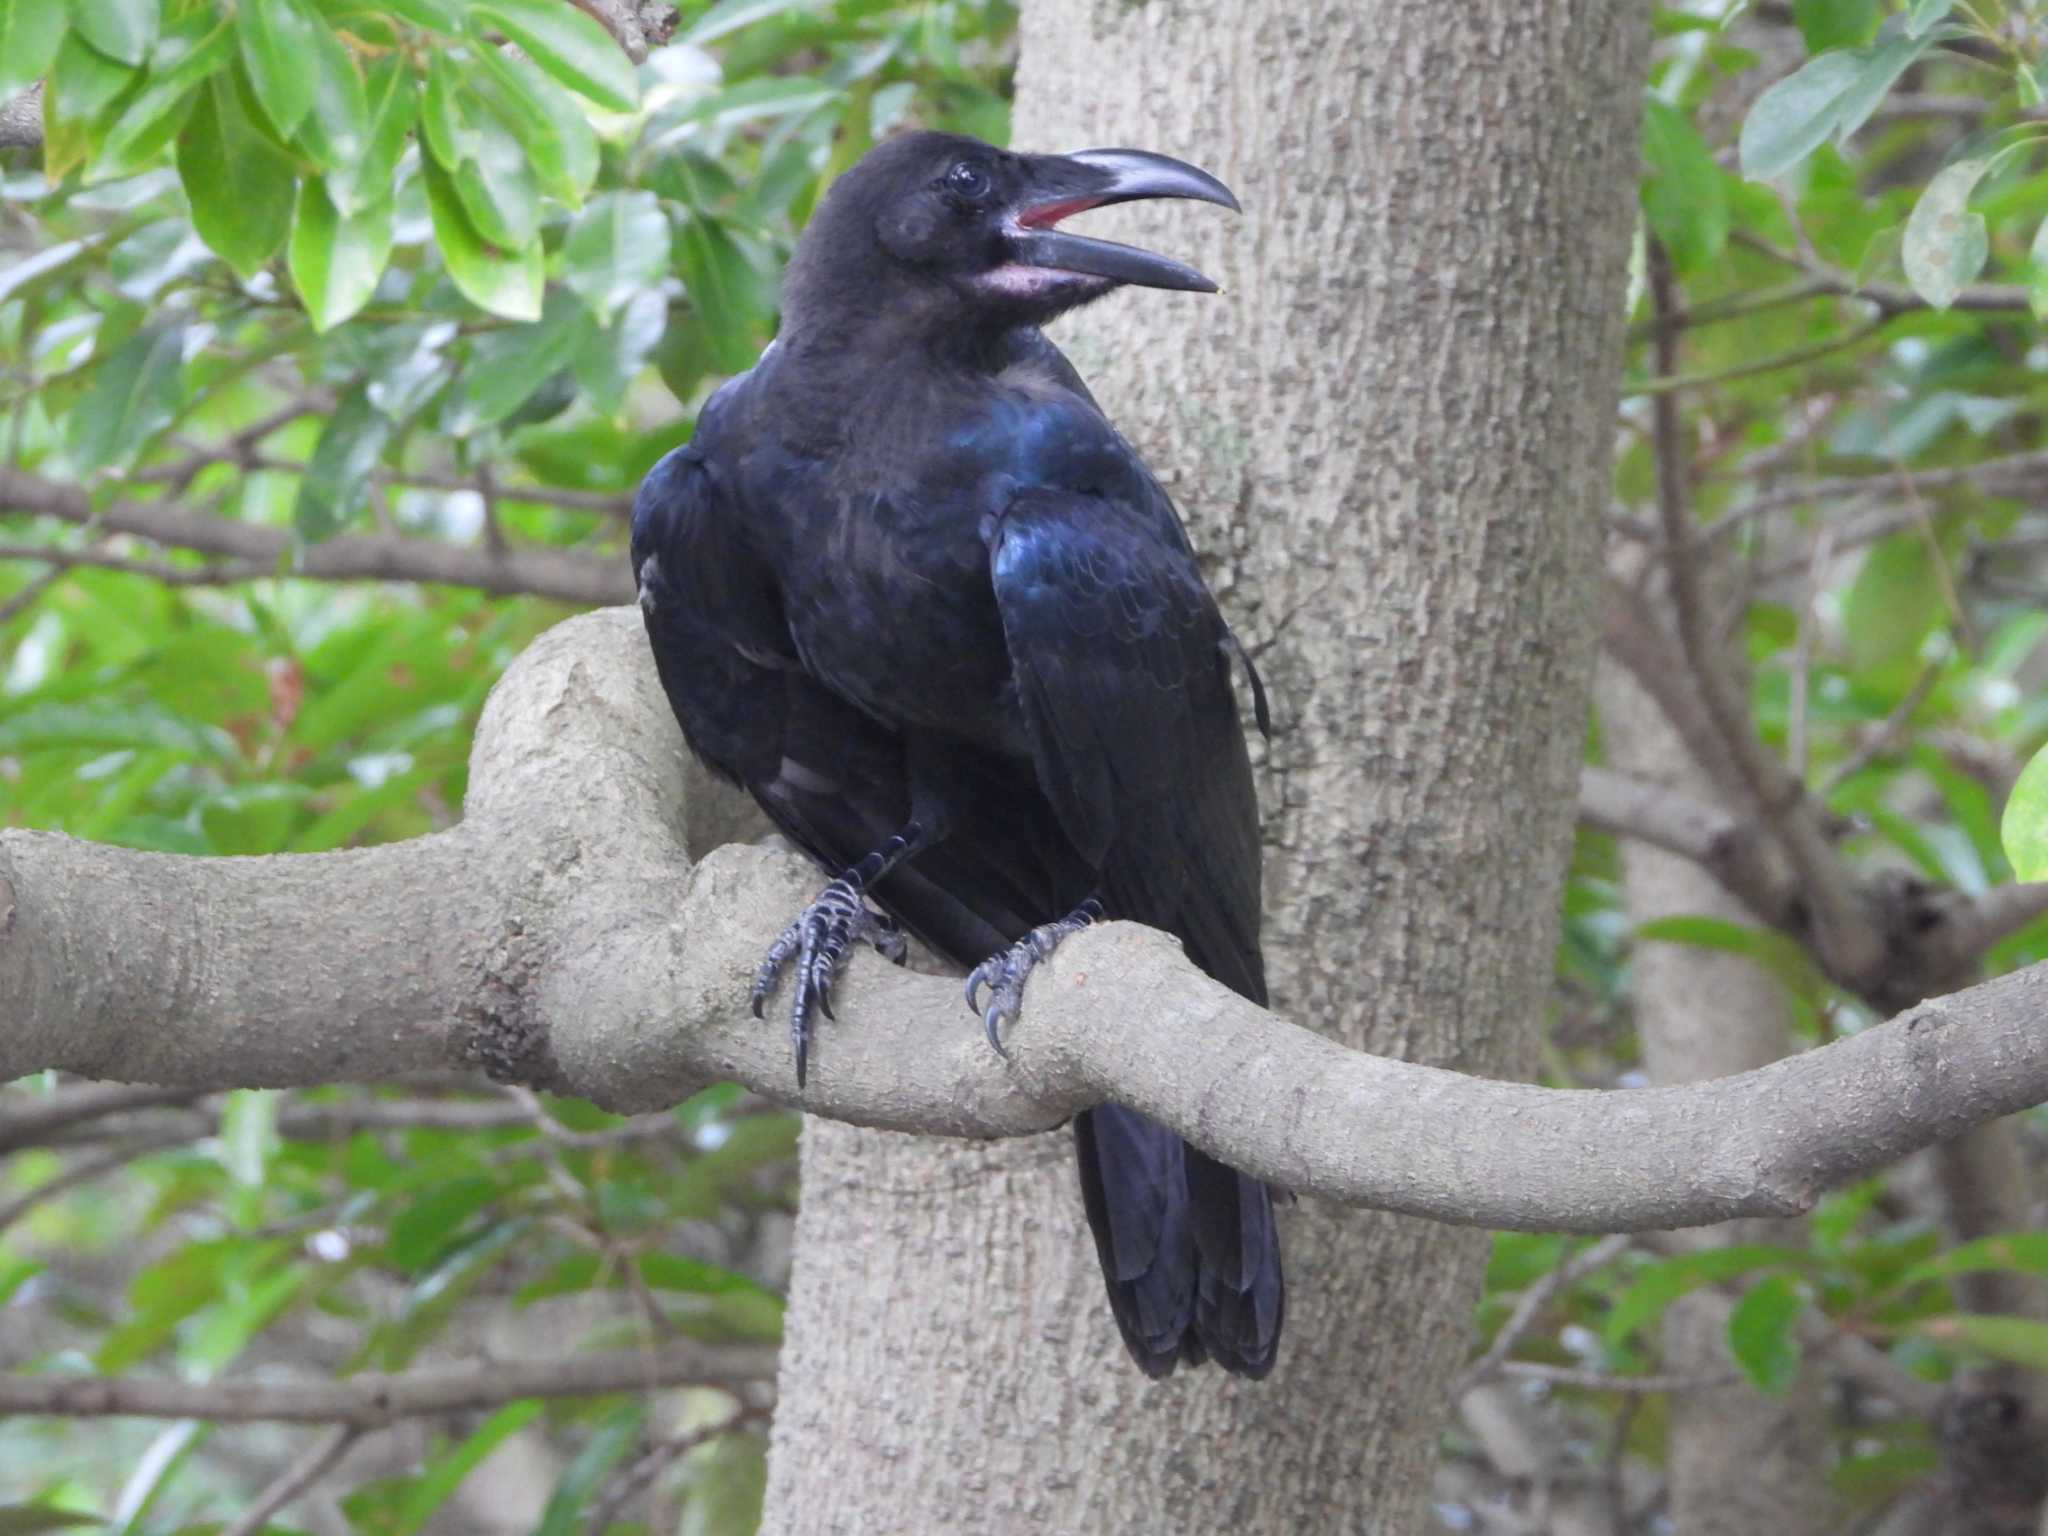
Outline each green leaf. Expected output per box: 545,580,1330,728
220,1088,280,1187
1828,31,1943,148
2029,213,2048,322
100,15,232,167
293,388,393,542
1793,0,1877,51
235,0,321,138
1641,97,1728,273
674,212,769,372
382,0,465,27
391,1402,544,1535
459,288,584,425
422,153,543,322
1920,1313,2048,1370
534,1400,646,1536
638,1251,785,1307
0,0,70,102
2001,743,2048,880
329,57,417,220
178,76,295,280
44,28,140,178
471,46,598,206
67,320,185,470
292,21,370,183
0,1509,106,1534
1901,1233,2048,1290
1605,1244,1809,1347
467,0,638,111
1739,50,1863,180
1905,0,1954,36
573,287,667,413
289,176,394,332
1727,1273,1804,1395
1631,914,1823,1006
683,0,807,45
1903,156,1992,309
1844,533,1945,678
677,1432,768,1536
563,190,671,325
452,103,540,248
73,0,157,66
388,1175,501,1272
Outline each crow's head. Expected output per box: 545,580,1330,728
781,130,1239,341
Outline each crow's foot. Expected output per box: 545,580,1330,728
965,898,1104,1056
753,877,907,1085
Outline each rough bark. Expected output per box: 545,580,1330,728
1598,659,1846,1536
760,2,1653,1530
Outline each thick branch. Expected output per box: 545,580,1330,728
0,1344,775,1424
6,609,2048,1238
0,468,632,605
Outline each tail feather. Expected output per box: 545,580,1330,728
1076,1105,1283,1378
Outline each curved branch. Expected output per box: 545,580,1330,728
5,609,2048,1239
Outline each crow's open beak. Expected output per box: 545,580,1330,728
1009,148,1240,293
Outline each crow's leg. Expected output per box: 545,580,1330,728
965,897,1105,1055
752,823,927,1086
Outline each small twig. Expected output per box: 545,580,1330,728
1497,1361,1742,1393
1788,526,1838,781
219,1425,366,1536
1643,239,1880,986
1451,1234,1633,1398
0,1129,203,1235
1895,459,1978,655
1819,661,1943,795
1736,231,2033,314
1625,319,1886,395
0,1084,208,1153
584,1406,768,1536
0,566,64,625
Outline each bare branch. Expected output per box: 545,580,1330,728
220,1426,366,1536
1576,765,1796,925
1452,1234,1633,1397
0,541,267,586
6,610,2048,1238
0,1083,207,1151
1643,241,1880,983
1496,1361,1740,1393
1737,232,2034,314
0,468,632,606
0,1342,777,1425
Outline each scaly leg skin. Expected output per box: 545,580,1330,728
752,824,926,1087
965,898,1104,1056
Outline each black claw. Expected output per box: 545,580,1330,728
983,1005,1010,1058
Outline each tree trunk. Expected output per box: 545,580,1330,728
760,4,1650,1530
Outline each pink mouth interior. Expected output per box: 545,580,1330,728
1017,196,1106,229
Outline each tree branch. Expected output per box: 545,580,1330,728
0,1342,776,1425
6,609,2048,1238
0,468,632,605
220,1425,364,1536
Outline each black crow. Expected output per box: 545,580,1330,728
632,131,1282,1377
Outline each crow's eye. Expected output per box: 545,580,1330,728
946,162,992,202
